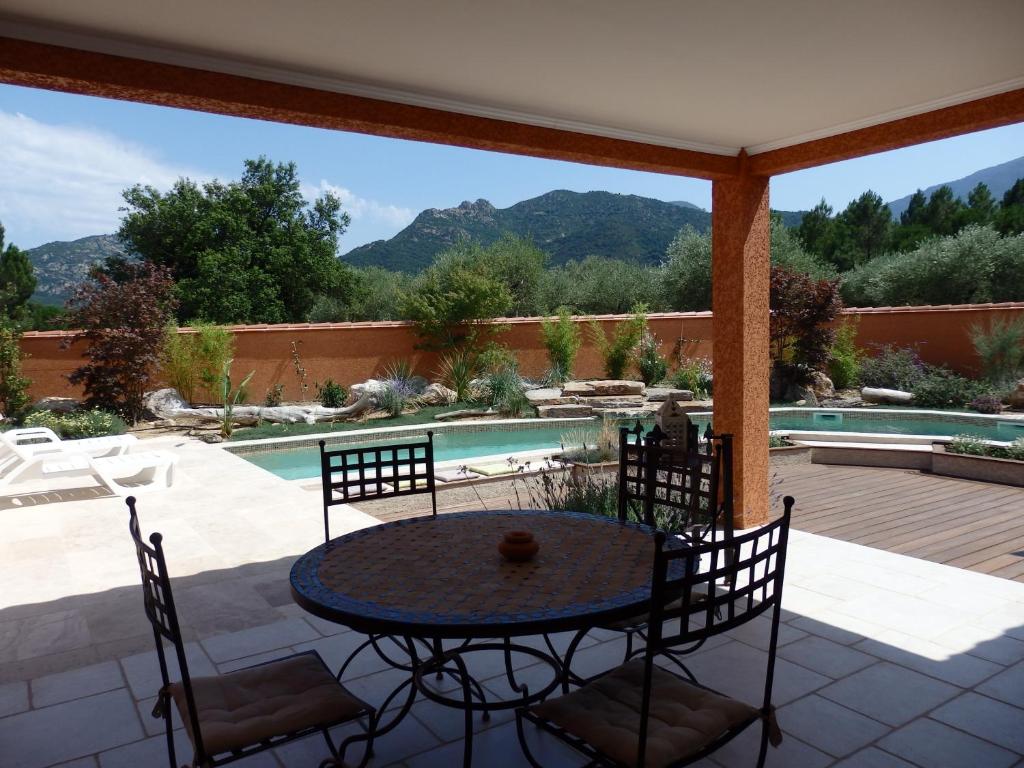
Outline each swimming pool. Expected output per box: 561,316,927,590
232,408,1024,481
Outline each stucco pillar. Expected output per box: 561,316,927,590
711,170,771,528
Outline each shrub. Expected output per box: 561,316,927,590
378,379,415,418
0,325,31,422
589,308,646,380
24,409,127,438
910,367,985,408
435,348,478,403
539,309,581,384
859,345,926,391
770,266,843,388
484,367,530,417
160,323,234,404
828,320,862,390
970,315,1024,387
670,357,713,398
476,344,518,376
381,359,415,383
635,330,669,386
263,384,284,407
948,435,1024,461
560,418,618,463
970,394,1004,414
316,379,347,408
63,262,177,422
219,360,254,438
513,464,619,519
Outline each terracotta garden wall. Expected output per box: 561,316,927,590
18,303,1024,402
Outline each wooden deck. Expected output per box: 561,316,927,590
355,463,1024,583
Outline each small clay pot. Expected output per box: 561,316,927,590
498,530,539,562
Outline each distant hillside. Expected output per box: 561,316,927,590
345,190,712,271
887,154,1024,218
26,234,129,305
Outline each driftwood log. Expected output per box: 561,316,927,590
144,388,374,425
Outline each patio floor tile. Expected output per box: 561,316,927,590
976,660,1024,708
831,746,918,767
932,622,1024,666
818,661,960,726
0,689,143,768
30,660,123,708
830,591,981,639
930,692,1024,754
851,628,1003,687
778,635,878,679
777,695,890,758
119,641,216,700
0,679,29,717
404,718,589,768
879,717,1018,768
707,724,832,768
0,610,92,664
200,618,319,663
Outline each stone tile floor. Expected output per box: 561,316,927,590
2,439,1023,766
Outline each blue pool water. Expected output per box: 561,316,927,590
239,410,1024,481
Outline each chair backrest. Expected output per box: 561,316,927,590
320,432,437,541
635,498,794,767
126,496,208,760
617,422,734,542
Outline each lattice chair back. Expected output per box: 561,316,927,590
126,496,208,762
617,422,734,543
320,432,437,541
638,497,794,767
654,397,699,450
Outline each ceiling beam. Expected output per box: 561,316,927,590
0,36,738,181
749,86,1024,176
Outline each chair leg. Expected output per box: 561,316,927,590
515,710,546,768
756,717,770,768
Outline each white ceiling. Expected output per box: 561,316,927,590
1,0,1022,156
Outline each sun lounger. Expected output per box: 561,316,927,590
0,448,177,496
1,427,137,459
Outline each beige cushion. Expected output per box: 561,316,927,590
531,659,758,768
169,653,367,756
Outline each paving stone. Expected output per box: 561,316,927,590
777,695,890,758
778,635,877,679
709,724,832,767
119,641,216,700
819,661,959,726
0,610,92,664
0,689,143,768
98,731,193,768
976,660,1024,708
200,618,319,663
404,718,586,768
51,759,99,768
832,747,918,767
851,628,1003,688
930,692,1024,754
0,679,29,717
31,660,123,708
536,404,594,418
879,717,1018,768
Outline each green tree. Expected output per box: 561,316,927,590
0,223,36,318
549,256,661,315
922,185,965,236
477,234,548,316
900,190,928,226
117,157,353,324
832,191,892,269
402,244,513,348
995,178,1024,236
797,199,836,257
963,182,997,227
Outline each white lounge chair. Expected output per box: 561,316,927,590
0,448,177,496
0,427,137,460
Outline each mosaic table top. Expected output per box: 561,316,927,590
290,509,686,638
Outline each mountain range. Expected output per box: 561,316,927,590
21,154,1024,301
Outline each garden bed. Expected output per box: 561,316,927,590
932,443,1024,487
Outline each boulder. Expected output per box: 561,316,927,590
582,396,645,408
810,372,835,400
645,388,693,402
563,380,645,397
862,387,914,405
525,387,572,406
417,383,457,406
537,404,595,418
786,384,819,407
144,388,192,419
1008,379,1024,409
31,396,79,414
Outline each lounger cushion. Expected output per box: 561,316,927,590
530,659,757,768
169,652,366,756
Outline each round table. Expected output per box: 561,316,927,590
290,509,686,766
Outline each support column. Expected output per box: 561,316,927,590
711,169,771,528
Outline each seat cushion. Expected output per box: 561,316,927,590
531,659,758,768
169,652,367,756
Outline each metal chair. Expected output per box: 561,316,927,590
126,496,376,768
518,497,794,768
319,431,437,542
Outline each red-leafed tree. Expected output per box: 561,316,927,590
770,265,843,395
64,263,178,422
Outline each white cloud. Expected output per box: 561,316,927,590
0,110,208,247
303,180,414,230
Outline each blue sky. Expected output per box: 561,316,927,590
1,82,1023,254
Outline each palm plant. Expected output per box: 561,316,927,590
219,359,255,437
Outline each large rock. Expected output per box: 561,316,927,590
537,404,595,418
32,396,79,414
810,372,835,400
861,387,914,405
1008,379,1024,409
525,388,577,406
417,383,457,406
563,380,645,397
144,388,192,419
582,396,645,408
645,388,693,403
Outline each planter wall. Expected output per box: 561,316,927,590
932,444,1024,487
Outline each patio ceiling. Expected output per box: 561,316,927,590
1,0,1023,175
